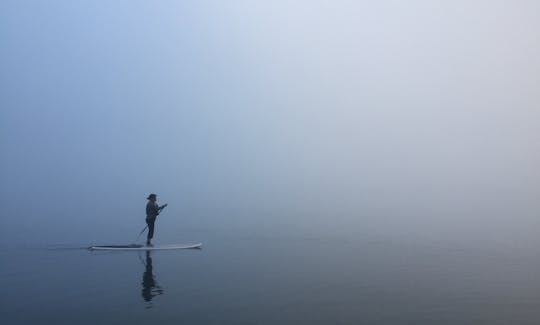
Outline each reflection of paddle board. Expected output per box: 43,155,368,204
89,243,202,251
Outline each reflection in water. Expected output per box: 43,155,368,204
141,251,163,307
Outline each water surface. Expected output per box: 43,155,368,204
2,234,539,324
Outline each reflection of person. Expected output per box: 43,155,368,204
145,194,167,246
141,251,163,303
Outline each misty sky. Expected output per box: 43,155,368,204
1,0,539,247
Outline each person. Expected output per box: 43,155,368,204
145,194,167,246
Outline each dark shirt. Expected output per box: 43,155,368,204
146,201,160,219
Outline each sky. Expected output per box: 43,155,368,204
1,0,539,247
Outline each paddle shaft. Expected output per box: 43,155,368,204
136,225,148,240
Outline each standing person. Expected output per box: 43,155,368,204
146,194,167,246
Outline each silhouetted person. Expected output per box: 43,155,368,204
141,251,163,304
145,193,167,246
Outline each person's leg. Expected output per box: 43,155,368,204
146,219,155,245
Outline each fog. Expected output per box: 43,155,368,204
1,0,539,248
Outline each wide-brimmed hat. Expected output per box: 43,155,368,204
147,193,157,200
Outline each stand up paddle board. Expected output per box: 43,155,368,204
89,243,202,251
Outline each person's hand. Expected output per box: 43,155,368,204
162,203,168,208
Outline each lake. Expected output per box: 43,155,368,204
2,233,539,324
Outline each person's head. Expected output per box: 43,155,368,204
147,194,157,202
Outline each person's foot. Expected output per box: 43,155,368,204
146,241,152,247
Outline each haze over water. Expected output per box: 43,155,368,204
1,1,539,324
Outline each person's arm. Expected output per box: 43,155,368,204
159,203,168,211
150,203,160,216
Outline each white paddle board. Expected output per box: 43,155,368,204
89,243,202,251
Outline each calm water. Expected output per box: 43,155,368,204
1,234,539,325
